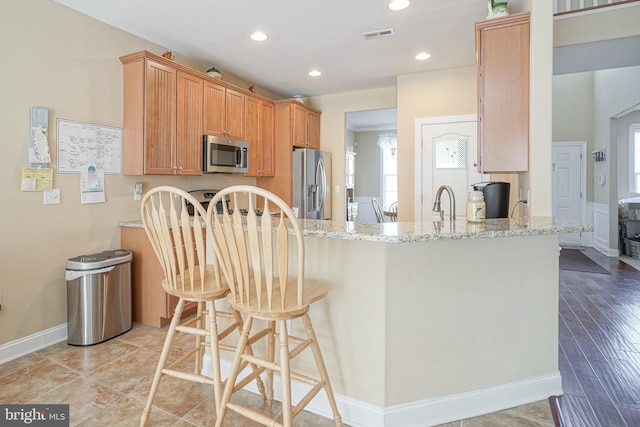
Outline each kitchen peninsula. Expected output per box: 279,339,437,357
120,217,587,426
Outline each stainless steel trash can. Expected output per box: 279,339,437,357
66,249,132,346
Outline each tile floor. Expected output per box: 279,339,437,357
0,322,556,426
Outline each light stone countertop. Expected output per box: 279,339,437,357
120,217,591,244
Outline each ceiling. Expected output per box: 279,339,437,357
53,0,507,99
346,108,398,132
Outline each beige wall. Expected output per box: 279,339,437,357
551,66,640,251
0,0,267,346
309,88,397,221
354,131,383,199
554,4,640,46
552,2,640,251
300,232,561,409
2,0,557,348
552,73,594,201
593,66,640,248
396,67,478,221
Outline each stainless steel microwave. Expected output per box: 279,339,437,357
203,135,248,173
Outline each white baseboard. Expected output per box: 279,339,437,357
382,372,562,426
0,323,67,365
203,353,562,427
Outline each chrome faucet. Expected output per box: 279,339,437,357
433,185,456,221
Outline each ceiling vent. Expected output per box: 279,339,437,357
362,28,396,40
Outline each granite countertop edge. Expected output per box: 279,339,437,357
120,217,592,244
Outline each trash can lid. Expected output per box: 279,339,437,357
66,249,132,270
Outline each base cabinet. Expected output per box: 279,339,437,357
120,226,196,327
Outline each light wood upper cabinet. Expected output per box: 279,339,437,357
307,109,321,150
203,80,245,139
120,51,202,175
120,50,275,176
176,71,204,175
291,101,321,149
260,101,275,176
256,99,322,205
475,12,530,173
245,95,275,177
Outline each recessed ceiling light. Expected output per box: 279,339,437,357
308,70,322,77
416,52,431,60
250,32,268,41
388,0,410,11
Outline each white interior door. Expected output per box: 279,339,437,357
415,116,487,221
552,142,585,245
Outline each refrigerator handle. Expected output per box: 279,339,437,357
316,157,326,212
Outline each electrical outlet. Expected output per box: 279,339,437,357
134,182,143,201
44,189,61,205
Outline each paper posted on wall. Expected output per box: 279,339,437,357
80,165,105,204
30,107,51,166
20,167,53,191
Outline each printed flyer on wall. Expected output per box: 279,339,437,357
80,165,105,204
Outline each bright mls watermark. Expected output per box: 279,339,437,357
1,405,69,426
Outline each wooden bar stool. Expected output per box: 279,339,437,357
139,186,265,426
372,197,384,223
206,185,343,427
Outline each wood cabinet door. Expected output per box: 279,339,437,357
225,88,245,139
144,60,176,174
307,110,321,150
245,97,275,177
260,100,275,176
476,13,529,173
292,103,309,147
121,227,168,327
176,71,203,175
203,80,225,137
244,95,261,176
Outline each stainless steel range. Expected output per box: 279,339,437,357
186,189,228,215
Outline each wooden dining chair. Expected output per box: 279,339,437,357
206,185,343,427
372,197,384,223
388,201,398,222
139,186,264,426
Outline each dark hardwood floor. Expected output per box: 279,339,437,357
557,247,640,427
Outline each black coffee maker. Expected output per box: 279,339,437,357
472,182,510,218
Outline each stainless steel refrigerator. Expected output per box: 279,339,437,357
293,149,332,219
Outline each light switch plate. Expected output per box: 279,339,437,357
44,189,61,205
